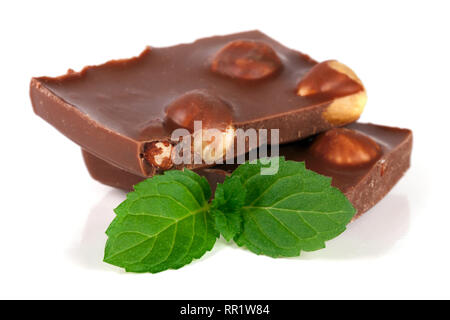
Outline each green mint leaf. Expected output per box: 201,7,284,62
230,157,356,258
210,176,246,241
104,169,218,273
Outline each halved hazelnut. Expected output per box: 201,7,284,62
310,128,381,168
193,126,236,164
297,60,367,125
211,40,282,80
143,141,174,170
165,89,233,132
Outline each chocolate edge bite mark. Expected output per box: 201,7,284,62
81,123,413,220
31,30,367,177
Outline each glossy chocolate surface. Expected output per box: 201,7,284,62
30,31,362,177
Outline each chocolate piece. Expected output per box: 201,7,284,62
82,149,144,191
82,123,413,218
31,30,366,177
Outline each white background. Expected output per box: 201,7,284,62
1,0,449,299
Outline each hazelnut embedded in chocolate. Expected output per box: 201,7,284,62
143,141,174,170
165,89,233,132
165,90,236,165
310,128,381,168
193,126,236,164
297,60,367,125
211,40,282,80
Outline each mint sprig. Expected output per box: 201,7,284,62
104,157,356,273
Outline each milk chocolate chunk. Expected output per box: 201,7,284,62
82,123,412,218
30,30,366,177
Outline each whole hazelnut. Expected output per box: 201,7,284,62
211,40,282,80
165,89,233,132
297,60,367,125
310,128,381,168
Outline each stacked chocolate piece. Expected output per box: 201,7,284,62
30,31,412,219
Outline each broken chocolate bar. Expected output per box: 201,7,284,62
31,30,366,177
82,123,413,218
